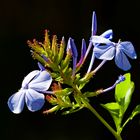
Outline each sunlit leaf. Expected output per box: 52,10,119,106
122,105,140,129
129,105,140,120
101,102,122,129
115,73,135,113
62,104,84,115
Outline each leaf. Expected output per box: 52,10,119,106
123,82,134,112
83,91,97,97
101,102,122,129
74,73,81,84
62,104,84,115
74,94,82,106
57,37,65,64
115,73,135,113
51,35,58,56
115,73,130,101
55,88,73,96
44,30,51,49
129,105,140,120
122,105,140,129
61,50,71,70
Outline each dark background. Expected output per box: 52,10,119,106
1,0,140,140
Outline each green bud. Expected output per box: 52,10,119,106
43,105,60,114
51,35,58,62
54,88,73,96
44,29,51,49
83,91,98,97
61,49,72,70
57,37,65,64
28,39,45,54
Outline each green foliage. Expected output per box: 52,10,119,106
115,73,135,114
129,105,140,119
102,73,140,134
101,102,121,130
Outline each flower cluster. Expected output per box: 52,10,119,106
8,11,140,140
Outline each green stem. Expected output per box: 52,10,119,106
121,117,131,131
71,84,122,140
83,101,122,140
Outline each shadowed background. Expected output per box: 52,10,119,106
1,0,140,140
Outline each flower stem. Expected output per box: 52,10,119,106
76,42,93,72
92,59,107,74
71,84,122,140
83,100,122,140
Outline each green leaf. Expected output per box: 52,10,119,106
55,88,73,96
61,51,71,70
115,73,135,113
122,105,140,129
57,37,65,64
115,73,130,101
51,35,58,60
83,91,97,97
129,105,140,120
74,73,81,84
62,104,84,115
78,79,90,90
101,102,122,130
74,94,82,106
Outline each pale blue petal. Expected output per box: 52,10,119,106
7,90,25,114
101,29,113,39
25,89,45,112
94,44,115,60
115,49,131,71
22,70,40,89
99,47,115,60
91,36,113,44
94,45,110,58
119,41,137,59
29,71,52,92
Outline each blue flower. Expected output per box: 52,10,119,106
7,69,52,114
87,11,113,73
91,11,113,43
91,36,137,71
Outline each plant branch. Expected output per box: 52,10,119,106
84,101,122,140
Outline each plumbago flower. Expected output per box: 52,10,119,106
8,63,52,114
7,10,140,140
91,36,137,71
86,11,113,73
86,11,137,72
